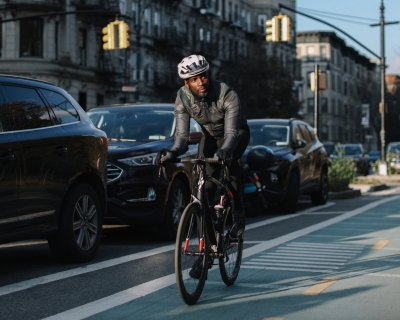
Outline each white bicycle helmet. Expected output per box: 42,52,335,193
177,54,209,79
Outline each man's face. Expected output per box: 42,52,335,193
184,72,209,98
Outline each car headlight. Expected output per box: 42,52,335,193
118,153,158,166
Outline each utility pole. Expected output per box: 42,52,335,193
135,0,142,102
314,64,319,136
370,0,399,163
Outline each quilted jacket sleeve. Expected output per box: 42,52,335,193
170,92,190,156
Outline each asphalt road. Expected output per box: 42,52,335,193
1,186,400,320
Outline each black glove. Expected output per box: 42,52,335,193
215,148,232,161
156,148,177,164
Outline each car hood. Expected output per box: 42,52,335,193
107,140,174,160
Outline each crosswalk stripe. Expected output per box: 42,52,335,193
259,254,347,262
252,258,345,265
244,261,339,269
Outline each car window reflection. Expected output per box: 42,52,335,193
250,125,290,146
88,109,175,141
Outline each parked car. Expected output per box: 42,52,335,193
87,103,201,239
331,143,369,176
0,75,108,262
386,142,400,170
241,118,329,214
368,150,381,166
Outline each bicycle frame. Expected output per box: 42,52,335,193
184,157,235,257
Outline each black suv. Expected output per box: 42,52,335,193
87,103,200,239
242,118,329,214
0,75,108,262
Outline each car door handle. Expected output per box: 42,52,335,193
54,146,68,155
0,153,14,162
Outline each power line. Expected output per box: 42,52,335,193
296,6,378,22
296,9,374,26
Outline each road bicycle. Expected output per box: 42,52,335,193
170,156,243,305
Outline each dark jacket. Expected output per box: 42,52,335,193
171,79,247,156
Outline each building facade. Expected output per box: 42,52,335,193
296,31,380,150
0,0,297,110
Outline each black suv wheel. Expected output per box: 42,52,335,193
48,183,103,262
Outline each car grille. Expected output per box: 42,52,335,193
107,162,123,183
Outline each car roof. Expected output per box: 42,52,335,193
88,103,174,112
248,118,293,126
0,74,56,87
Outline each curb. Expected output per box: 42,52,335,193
328,189,361,200
367,184,389,192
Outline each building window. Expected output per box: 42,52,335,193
55,21,58,60
307,98,314,113
153,11,160,38
199,28,204,41
192,23,197,47
228,1,232,22
344,81,348,95
307,71,313,88
258,14,266,34
97,93,104,106
321,125,329,141
132,2,137,26
331,98,336,114
20,19,43,57
183,21,189,46
306,46,314,62
79,29,87,66
344,103,348,114
321,98,328,113
119,0,126,15
331,73,335,91
78,92,87,111
330,48,335,65
320,46,326,61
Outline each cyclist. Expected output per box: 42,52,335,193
157,54,250,239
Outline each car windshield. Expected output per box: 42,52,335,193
87,109,175,141
324,144,335,155
333,145,362,156
387,144,400,155
249,124,289,146
369,151,380,156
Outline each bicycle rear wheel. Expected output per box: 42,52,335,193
175,202,209,305
219,206,243,286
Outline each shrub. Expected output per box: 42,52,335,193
328,147,356,192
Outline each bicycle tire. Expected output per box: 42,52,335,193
175,202,209,305
219,205,243,286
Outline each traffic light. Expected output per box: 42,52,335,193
265,14,292,42
281,15,291,42
266,17,278,42
118,21,130,49
102,23,115,50
102,20,130,50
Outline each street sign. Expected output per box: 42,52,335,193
122,86,137,92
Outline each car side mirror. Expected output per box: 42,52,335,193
189,131,202,145
294,138,306,148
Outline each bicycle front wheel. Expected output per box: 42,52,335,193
175,202,209,305
219,206,243,286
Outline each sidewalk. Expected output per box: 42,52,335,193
348,174,400,194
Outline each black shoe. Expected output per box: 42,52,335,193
189,256,214,279
231,210,245,238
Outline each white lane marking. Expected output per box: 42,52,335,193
244,261,339,269
241,265,331,273
260,254,347,262
251,258,345,265
42,274,177,320
41,195,400,320
0,244,174,297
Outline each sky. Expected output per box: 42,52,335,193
296,0,400,74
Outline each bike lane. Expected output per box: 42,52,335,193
45,195,400,320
